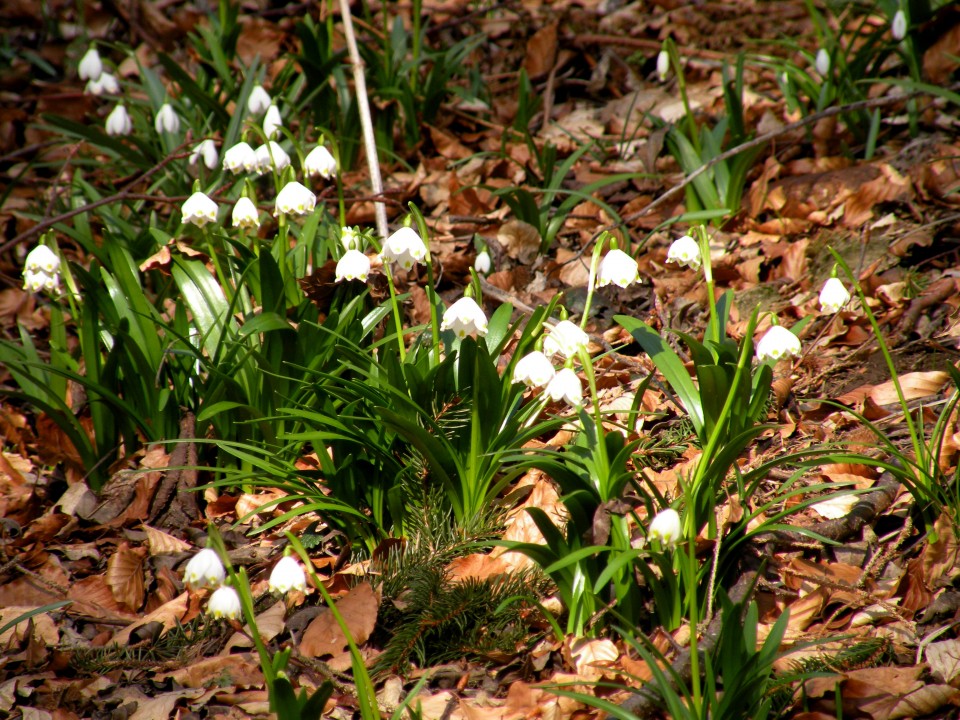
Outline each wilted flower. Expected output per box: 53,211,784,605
336,249,371,282
78,47,103,81
222,142,257,174
23,245,61,294
189,139,219,170
232,197,260,229
105,104,132,136
181,191,218,227
892,9,907,41
648,508,682,548
268,556,307,594
666,235,701,270
545,367,582,407
815,48,830,76
85,72,119,96
207,586,242,620
756,325,801,362
819,277,851,314
543,320,589,359
441,297,488,338
154,103,180,134
598,248,640,288
303,146,337,179
263,104,283,140
255,141,291,174
474,250,491,275
275,181,316,216
380,227,428,270
183,548,225,590
512,350,556,388
247,85,272,115
656,50,670,82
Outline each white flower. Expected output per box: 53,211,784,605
255,141,291,174
247,85,272,115
189,139,219,170
648,508,682,548
543,320,589,359
222,142,257,174
892,9,907,41
181,191,218,227
340,226,361,251
656,50,670,82
441,297,488,338
105,104,132,136
666,235,701,270
25,245,60,275
85,72,119,96
263,104,283,140
78,47,103,81
336,249,371,282
512,350,556,388
545,367,582,407
154,103,180,134
597,248,640,288
819,278,851,314
815,48,830,76
275,181,316,216
304,146,337,179
756,325,801,362
23,269,59,293
183,548,225,590
207,586,242,620
474,250,491,275
269,556,307,594
381,227,428,270
232,197,261,229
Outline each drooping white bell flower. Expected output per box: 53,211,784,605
263,104,283,140
380,227,428,270
441,297,488,338
648,508,682,548
815,48,831,76
24,245,60,275
23,270,59,293
597,248,640,288
268,556,307,594
303,146,337,179
222,142,256,174
181,191,218,227
189,139,219,170
335,249,371,282
275,181,316,216
656,50,670,82
231,197,261,229
247,85,272,115
666,235,701,270
543,320,589,359
819,278,851,314
154,103,180,134
255,141,291,174
340,226,361,251
512,350,556,389
545,367,583,407
756,325,801,362
183,548,226,590
85,72,119,96
207,586,242,620
78,47,103,81
474,250,491,275
105,104,132,136
892,9,907,41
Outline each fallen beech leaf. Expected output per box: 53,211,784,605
156,653,263,689
497,219,540,264
223,601,287,653
870,371,948,406
0,607,58,646
112,592,190,646
299,581,378,658
523,22,557,79
142,524,192,555
564,636,619,680
106,542,146,612
810,493,860,519
926,638,960,685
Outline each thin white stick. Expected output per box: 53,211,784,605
337,0,389,241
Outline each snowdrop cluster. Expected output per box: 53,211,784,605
22,245,61,294
79,47,120,97
182,547,307,622
543,320,588,359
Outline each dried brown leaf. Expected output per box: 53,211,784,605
299,581,378,658
106,542,146,612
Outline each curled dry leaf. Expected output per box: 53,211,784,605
497,219,540,265
299,580,379,658
106,542,146,612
